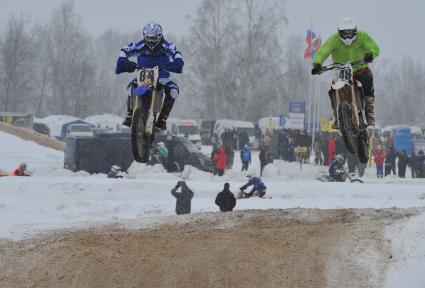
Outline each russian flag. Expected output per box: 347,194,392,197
304,29,321,59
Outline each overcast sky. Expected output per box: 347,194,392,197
0,0,423,60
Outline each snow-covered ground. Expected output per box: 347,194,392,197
1,129,425,287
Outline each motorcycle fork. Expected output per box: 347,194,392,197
335,89,340,126
145,90,156,135
351,85,360,127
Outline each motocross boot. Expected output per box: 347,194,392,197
122,96,132,127
329,90,339,130
155,97,175,132
365,96,376,126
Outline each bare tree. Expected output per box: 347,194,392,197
0,14,36,112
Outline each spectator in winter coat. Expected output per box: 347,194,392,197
213,147,227,176
397,150,409,178
166,135,177,172
374,149,384,178
171,181,194,215
238,132,249,150
388,143,397,175
321,132,329,166
327,136,336,166
259,147,267,176
11,163,30,176
221,129,234,148
225,145,234,170
239,175,267,198
313,136,323,165
240,145,251,171
215,183,236,212
416,150,425,178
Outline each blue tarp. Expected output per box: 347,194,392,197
392,128,412,153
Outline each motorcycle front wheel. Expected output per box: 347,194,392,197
338,102,357,154
131,108,152,163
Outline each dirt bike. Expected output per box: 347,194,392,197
130,66,164,163
318,60,370,164
317,168,363,183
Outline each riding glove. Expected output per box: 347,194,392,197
311,63,322,75
364,53,374,63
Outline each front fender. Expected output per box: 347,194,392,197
133,86,153,96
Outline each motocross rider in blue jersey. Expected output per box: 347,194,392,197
115,21,184,131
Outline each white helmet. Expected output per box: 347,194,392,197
335,154,345,166
111,165,121,173
337,18,357,45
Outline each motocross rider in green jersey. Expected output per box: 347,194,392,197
311,18,380,129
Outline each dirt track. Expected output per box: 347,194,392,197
0,208,417,288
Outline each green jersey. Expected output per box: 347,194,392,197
313,30,380,72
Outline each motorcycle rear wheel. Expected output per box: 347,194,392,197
131,108,152,163
338,103,357,154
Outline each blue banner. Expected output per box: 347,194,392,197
289,101,305,113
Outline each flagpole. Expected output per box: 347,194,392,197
307,21,313,136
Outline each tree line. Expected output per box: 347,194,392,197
0,0,423,126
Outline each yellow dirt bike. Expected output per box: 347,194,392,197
130,66,164,163
319,60,370,164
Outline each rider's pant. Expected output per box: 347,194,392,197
354,68,374,97
159,79,180,100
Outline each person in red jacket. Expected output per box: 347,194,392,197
11,163,30,176
374,149,384,178
327,136,336,166
213,147,227,176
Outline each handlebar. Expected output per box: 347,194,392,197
319,59,366,74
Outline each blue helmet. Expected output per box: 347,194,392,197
143,21,163,50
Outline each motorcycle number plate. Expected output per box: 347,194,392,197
337,66,352,81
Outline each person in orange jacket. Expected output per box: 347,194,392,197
213,147,227,176
11,163,30,176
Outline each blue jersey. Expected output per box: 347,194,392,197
116,39,184,78
241,177,266,191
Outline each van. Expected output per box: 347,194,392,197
66,124,94,138
166,118,201,143
214,119,256,146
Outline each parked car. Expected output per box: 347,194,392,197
66,124,94,138
33,122,50,136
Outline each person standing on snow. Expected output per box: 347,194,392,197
171,181,194,215
311,18,380,129
215,183,236,212
239,175,267,198
213,147,227,176
240,144,251,171
374,149,384,178
115,21,184,131
397,150,409,178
